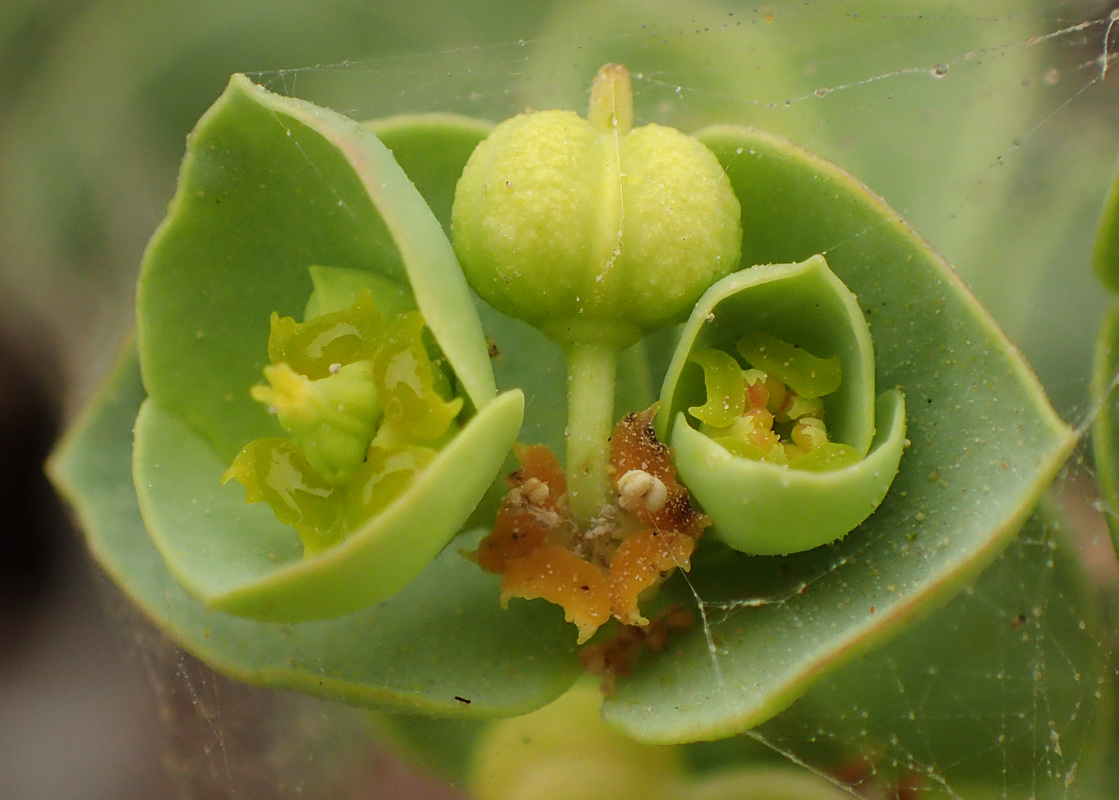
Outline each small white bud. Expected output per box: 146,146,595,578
617,469,668,514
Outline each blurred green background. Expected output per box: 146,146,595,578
3,1,1118,798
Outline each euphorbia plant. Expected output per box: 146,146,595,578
49,62,1078,791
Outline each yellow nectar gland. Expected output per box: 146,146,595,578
224,293,461,556
691,333,859,471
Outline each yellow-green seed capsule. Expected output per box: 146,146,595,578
451,64,742,349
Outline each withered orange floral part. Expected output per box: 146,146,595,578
468,408,708,644
468,443,571,574
608,528,695,627
500,546,611,644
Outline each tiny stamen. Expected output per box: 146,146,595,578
617,469,669,514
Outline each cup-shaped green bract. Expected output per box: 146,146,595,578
658,255,906,555
131,75,524,622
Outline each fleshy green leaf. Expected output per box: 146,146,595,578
677,509,1111,797
600,125,1075,743
48,343,580,715
753,507,1113,797
1092,160,1119,554
367,113,494,237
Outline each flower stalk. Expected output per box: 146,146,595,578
564,339,618,526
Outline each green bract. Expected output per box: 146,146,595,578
751,507,1113,799
131,75,524,622
658,255,906,555
48,71,1074,749
599,125,1073,744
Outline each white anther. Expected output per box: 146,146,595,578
506,477,549,509
617,469,668,514
523,477,549,505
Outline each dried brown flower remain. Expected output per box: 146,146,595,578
468,407,707,643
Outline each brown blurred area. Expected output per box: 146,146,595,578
0,318,174,797
0,1,526,796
